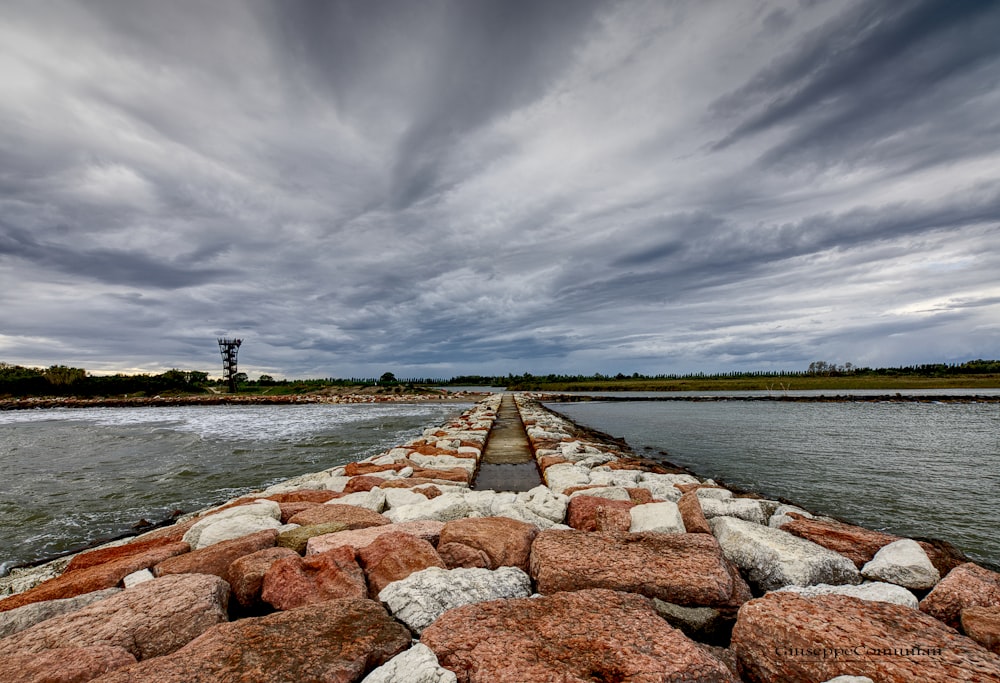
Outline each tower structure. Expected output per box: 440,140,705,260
218,338,243,393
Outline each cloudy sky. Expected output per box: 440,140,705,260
2,0,999,379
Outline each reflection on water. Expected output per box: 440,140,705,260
550,400,1000,569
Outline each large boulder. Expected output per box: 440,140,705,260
629,501,685,534
154,529,277,583
529,529,750,610
0,645,136,683
277,522,348,553
288,503,391,529
772,581,919,609
93,598,411,683
437,516,538,571
699,498,766,525
0,573,229,660
0,588,119,639
920,562,1000,628
261,546,367,610
306,520,445,555
382,493,472,524
732,592,1000,683
227,546,299,609
861,539,940,590
0,541,190,613
421,589,737,682
565,495,634,533
63,536,189,573
378,566,532,634
183,501,282,550
360,643,457,683
780,516,900,568
357,532,446,598
710,516,860,592
961,606,1000,654
678,490,712,534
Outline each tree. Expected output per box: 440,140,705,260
44,365,86,385
380,372,397,384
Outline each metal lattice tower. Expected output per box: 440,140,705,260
218,338,242,393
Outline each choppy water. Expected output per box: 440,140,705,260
0,402,470,574
549,399,1000,569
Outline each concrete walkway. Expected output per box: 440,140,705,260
472,394,543,492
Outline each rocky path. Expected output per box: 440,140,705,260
0,395,999,682
471,393,542,492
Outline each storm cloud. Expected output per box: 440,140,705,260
2,0,998,378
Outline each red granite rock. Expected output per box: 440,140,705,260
125,518,197,543
264,489,340,504
228,546,300,608
920,562,1000,628
65,536,189,573
962,606,1000,654
93,598,410,683
153,529,277,583
561,485,604,496
261,546,367,610
678,491,712,534
343,475,388,493
780,517,899,567
408,467,470,484
345,461,401,476
379,477,450,489
537,455,570,471
412,485,442,498
732,592,1000,683
437,542,490,569
0,573,229,660
437,516,538,571
277,501,317,523
306,520,445,555
287,503,391,528
0,645,136,683
625,487,656,505
0,541,190,613
566,495,635,533
918,539,970,577
356,531,445,597
529,529,749,610
421,588,736,682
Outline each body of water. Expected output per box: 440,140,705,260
550,399,1000,569
0,402,470,574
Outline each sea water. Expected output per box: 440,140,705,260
0,402,470,573
550,398,1000,569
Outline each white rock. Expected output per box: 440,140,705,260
123,569,155,588
822,677,874,683
382,493,472,524
710,516,861,592
700,498,766,525
571,454,617,467
397,467,414,478
516,485,568,524
407,453,478,474
543,463,591,493
568,487,632,502
639,472,700,486
361,643,457,683
629,502,686,534
0,588,120,639
332,489,387,512
694,488,733,500
773,581,919,609
323,476,352,492
183,501,282,549
587,470,641,487
372,454,397,466
384,488,431,509
378,566,533,634
768,504,814,528
463,490,518,517
861,539,940,589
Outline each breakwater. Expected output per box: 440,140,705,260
1,396,998,682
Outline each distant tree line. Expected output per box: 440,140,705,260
2,359,998,398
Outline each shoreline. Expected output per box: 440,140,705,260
1,396,998,681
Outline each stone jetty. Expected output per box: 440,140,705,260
2,395,999,682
